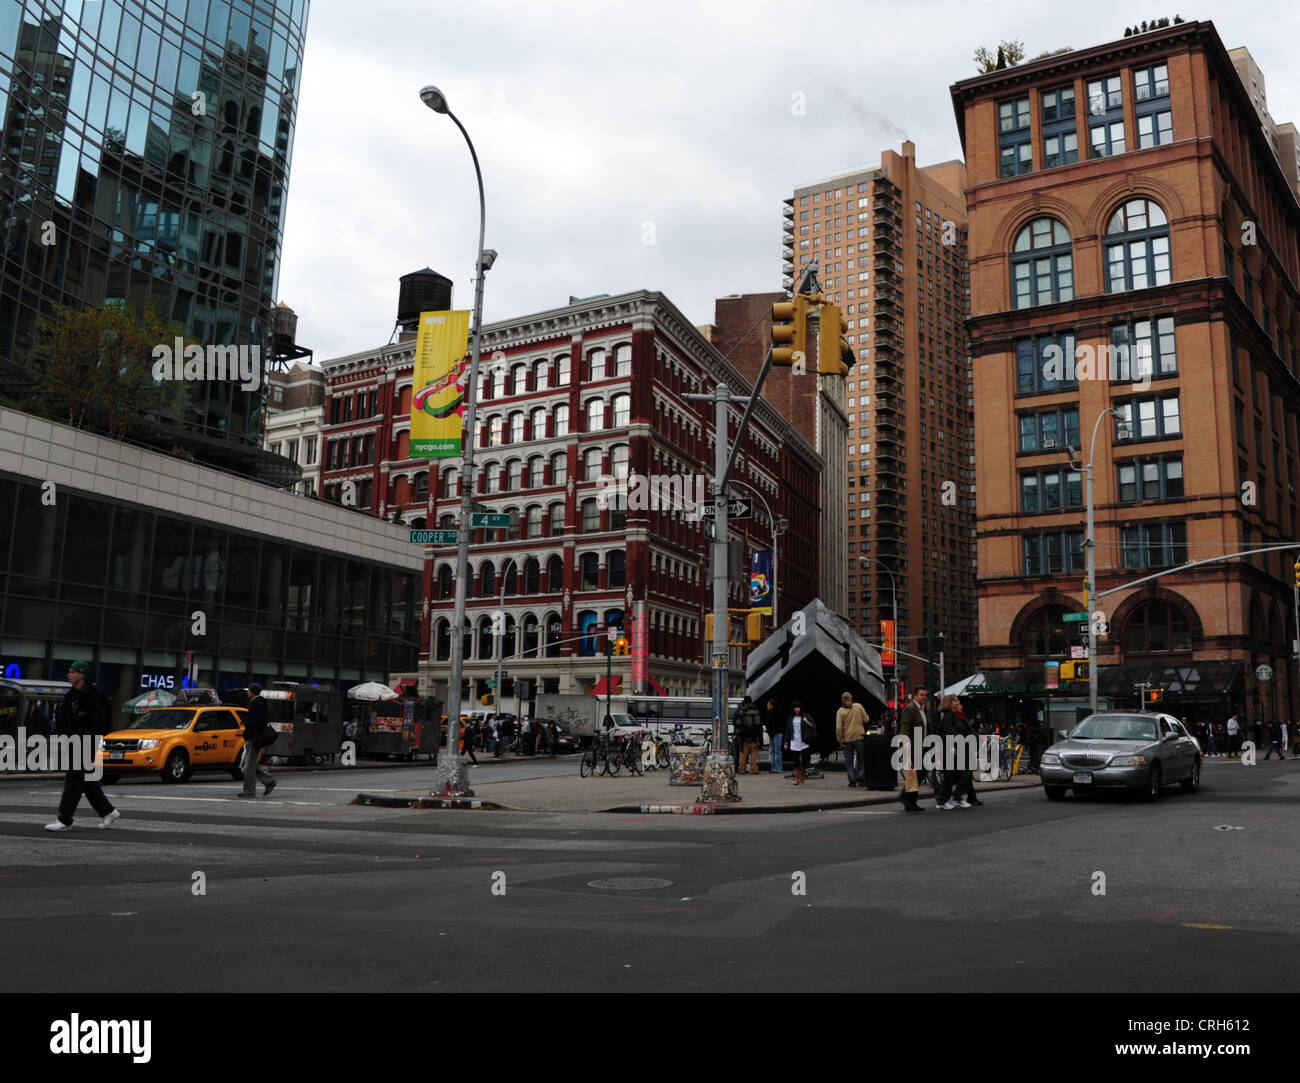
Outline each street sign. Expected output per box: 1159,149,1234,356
409,529,459,544
1063,612,1088,623
699,498,752,519
1070,645,1088,659
471,512,510,528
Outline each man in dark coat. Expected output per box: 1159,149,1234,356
896,688,929,812
762,698,785,773
46,661,119,832
239,683,277,797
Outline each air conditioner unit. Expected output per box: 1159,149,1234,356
1042,438,1057,449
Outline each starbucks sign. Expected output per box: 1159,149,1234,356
1255,663,1273,682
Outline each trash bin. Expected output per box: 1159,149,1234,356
863,733,897,790
1027,727,1053,769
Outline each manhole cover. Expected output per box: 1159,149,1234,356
587,877,674,890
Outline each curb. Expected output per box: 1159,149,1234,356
351,793,506,810
349,779,1040,815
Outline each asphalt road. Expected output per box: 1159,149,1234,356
2,757,1297,993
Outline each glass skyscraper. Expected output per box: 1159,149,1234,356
0,0,308,457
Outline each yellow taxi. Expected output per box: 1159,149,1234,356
101,705,248,784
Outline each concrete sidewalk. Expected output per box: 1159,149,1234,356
353,766,1045,814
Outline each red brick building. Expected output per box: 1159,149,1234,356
319,289,822,702
952,20,1300,726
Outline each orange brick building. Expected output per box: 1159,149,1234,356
951,20,1300,728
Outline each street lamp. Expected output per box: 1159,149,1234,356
725,479,787,625
861,556,898,720
1067,407,1116,716
422,84,493,795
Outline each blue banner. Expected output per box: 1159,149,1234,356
749,551,773,615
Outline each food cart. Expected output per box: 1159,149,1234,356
362,698,439,760
260,684,345,765
0,678,67,740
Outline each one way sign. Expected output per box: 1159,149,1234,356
700,498,752,519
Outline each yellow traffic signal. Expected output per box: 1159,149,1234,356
746,611,764,642
771,295,809,367
1059,662,1075,681
1293,559,1300,589
614,637,630,656
705,613,714,642
817,302,853,377
480,693,494,705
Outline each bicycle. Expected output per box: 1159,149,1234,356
580,734,611,777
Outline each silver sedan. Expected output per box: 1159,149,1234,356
1039,712,1202,801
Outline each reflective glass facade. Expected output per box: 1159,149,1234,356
0,0,308,445
0,472,418,706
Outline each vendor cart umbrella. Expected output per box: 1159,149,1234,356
347,681,401,701
122,688,177,713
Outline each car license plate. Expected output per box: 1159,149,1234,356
1072,771,1092,784
109,751,124,761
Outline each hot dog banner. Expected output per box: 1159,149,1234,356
411,309,471,459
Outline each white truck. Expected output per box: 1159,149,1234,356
534,693,629,743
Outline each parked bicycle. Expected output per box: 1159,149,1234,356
579,734,612,777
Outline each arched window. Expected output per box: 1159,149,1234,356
608,550,626,588
436,565,454,600
1104,199,1171,293
477,616,495,660
587,348,607,381
584,446,604,481
580,552,600,590
586,399,605,432
435,619,450,660
549,503,565,536
526,505,544,539
438,513,454,529
612,393,631,427
510,363,528,395
577,610,598,655
556,355,571,386
529,456,546,487
554,404,569,437
489,415,504,445
546,556,564,592
492,366,506,397
506,459,523,491
614,343,632,377
610,444,629,479
581,498,600,533
398,385,413,414
502,615,516,659
477,373,490,402
505,507,521,541
509,412,525,443
524,558,540,593
533,358,550,390
501,561,518,595
530,406,547,440
414,471,429,501
474,415,484,447
442,468,459,499
1010,217,1073,309
522,613,540,655
483,462,500,493
550,452,567,485
545,612,563,657
1022,605,1071,658
1124,600,1192,653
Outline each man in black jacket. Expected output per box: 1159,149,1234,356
239,684,277,797
46,661,119,832
762,698,784,773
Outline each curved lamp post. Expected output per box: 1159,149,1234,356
421,85,496,795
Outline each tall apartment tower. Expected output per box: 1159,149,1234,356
952,20,1300,729
1228,47,1300,202
779,143,978,698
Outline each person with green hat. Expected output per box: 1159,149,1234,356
46,661,119,832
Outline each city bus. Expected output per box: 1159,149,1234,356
624,695,745,745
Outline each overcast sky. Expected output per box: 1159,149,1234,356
276,0,1299,362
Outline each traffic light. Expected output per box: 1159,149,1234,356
1144,688,1164,705
705,613,714,642
746,611,764,642
480,693,494,705
817,302,853,377
613,637,630,656
771,294,812,367
1293,559,1300,589
1059,661,1074,681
